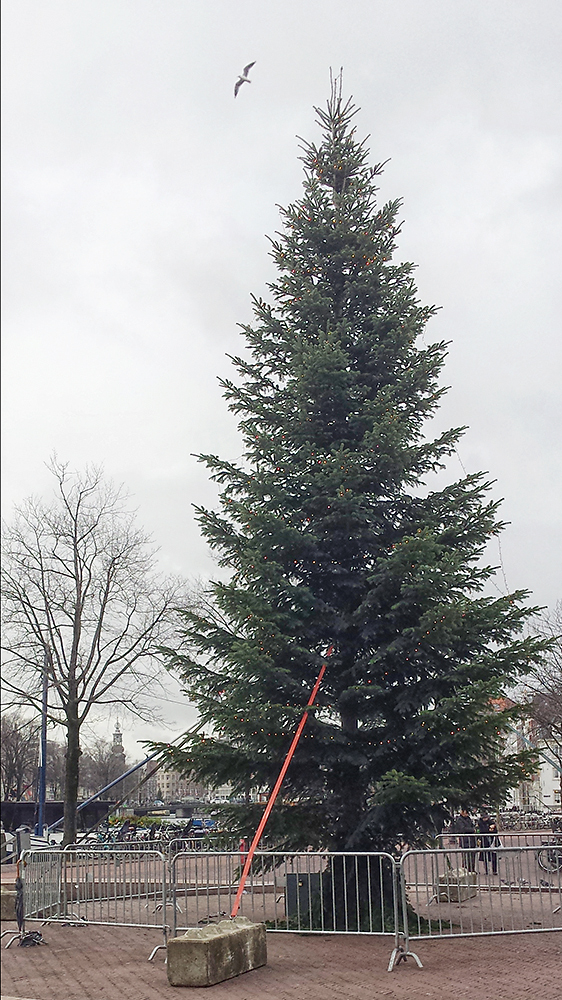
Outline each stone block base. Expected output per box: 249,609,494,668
167,916,267,987
437,867,478,902
1,887,17,921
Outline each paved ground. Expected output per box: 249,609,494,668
1,920,561,1000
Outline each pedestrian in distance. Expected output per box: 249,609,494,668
454,806,477,871
477,812,501,874
484,819,501,875
478,811,493,873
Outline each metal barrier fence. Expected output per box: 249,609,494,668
20,851,63,922
437,831,562,850
64,835,243,855
21,848,169,956
169,850,398,939
399,845,561,943
167,836,243,855
16,843,561,970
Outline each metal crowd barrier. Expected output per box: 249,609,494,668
399,845,562,947
15,843,561,971
65,835,242,855
437,831,562,849
20,848,169,958
167,836,242,855
169,850,399,939
19,850,63,922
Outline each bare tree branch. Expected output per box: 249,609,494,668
1,458,187,843
522,603,562,801
0,712,40,799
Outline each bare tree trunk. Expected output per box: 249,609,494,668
63,708,80,846
2,460,181,844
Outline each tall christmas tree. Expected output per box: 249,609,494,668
158,80,546,852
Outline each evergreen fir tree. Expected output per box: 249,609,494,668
158,80,547,853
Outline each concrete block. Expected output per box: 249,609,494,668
167,916,267,987
437,867,478,902
1,887,17,921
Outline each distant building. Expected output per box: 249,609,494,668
139,766,267,807
209,783,235,803
501,712,561,811
141,765,208,806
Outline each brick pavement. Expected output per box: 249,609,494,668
1,920,560,1000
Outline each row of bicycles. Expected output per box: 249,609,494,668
498,811,562,831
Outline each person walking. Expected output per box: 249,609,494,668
455,807,477,871
489,822,501,872
478,813,501,875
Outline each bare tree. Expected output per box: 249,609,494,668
45,740,66,800
524,603,562,803
80,736,133,800
1,459,183,844
0,712,39,800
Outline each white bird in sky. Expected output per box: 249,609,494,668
234,61,255,97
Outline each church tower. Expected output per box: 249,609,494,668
110,722,126,774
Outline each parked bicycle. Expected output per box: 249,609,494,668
537,840,562,873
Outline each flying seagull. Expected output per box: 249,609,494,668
234,61,255,97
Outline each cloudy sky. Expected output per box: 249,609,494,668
2,1,561,757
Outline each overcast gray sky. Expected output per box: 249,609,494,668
2,0,561,758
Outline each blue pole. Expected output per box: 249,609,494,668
35,649,48,836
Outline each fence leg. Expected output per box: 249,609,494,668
148,943,167,962
387,861,423,972
4,933,22,949
169,853,178,939
387,932,424,971
148,854,169,962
